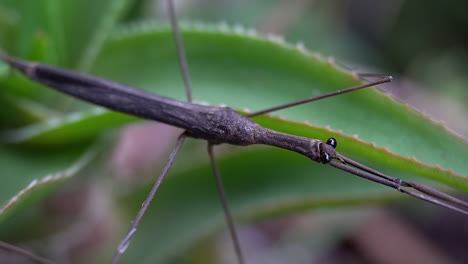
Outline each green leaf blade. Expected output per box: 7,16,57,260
0,144,96,223
5,22,467,186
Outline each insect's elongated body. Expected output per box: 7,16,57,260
2,52,467,207
1,2,466,264
1,54,330,162
1,50,467,264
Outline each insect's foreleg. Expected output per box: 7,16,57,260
329,158,468,215
338,154,405,185
111,133,186,264
207,144,245,264
405,181,468,211
336,154,468,212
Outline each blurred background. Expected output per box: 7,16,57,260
167,2,468,263
156,0,468,138
1,0,467,263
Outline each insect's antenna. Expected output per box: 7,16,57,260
247,75,392,117
0,240,54,264
111,134,186,264
167,0,193,102
208,144,245,264
328,157,468,215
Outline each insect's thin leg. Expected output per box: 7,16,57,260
0,241,55,264
399,187,468,214
328,160,401,189
168,0,244,262
167,0,193,103
111,134,186,264
207,144,245,264
167,1,244,260
405,181,468,211
328,160,468,215
338,154,468,210
247,76,392,117
338,154,405,184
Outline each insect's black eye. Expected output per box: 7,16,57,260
321,152,331,164
326,137,337,149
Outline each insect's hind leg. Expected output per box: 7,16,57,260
207,144,245,264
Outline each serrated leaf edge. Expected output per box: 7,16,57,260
110,20,468,146
0,146,97,216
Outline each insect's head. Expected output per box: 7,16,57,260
319,137,337,164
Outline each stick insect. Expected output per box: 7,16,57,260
1,1,467,263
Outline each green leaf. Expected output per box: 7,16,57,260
97,22,468,184
0,144,96,223
1,21,467,263
2,108,137,145
115,144,409,263
0,0,134,66
5,22,467,187
0,0,135,118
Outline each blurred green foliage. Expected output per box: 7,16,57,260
0,0,467,263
